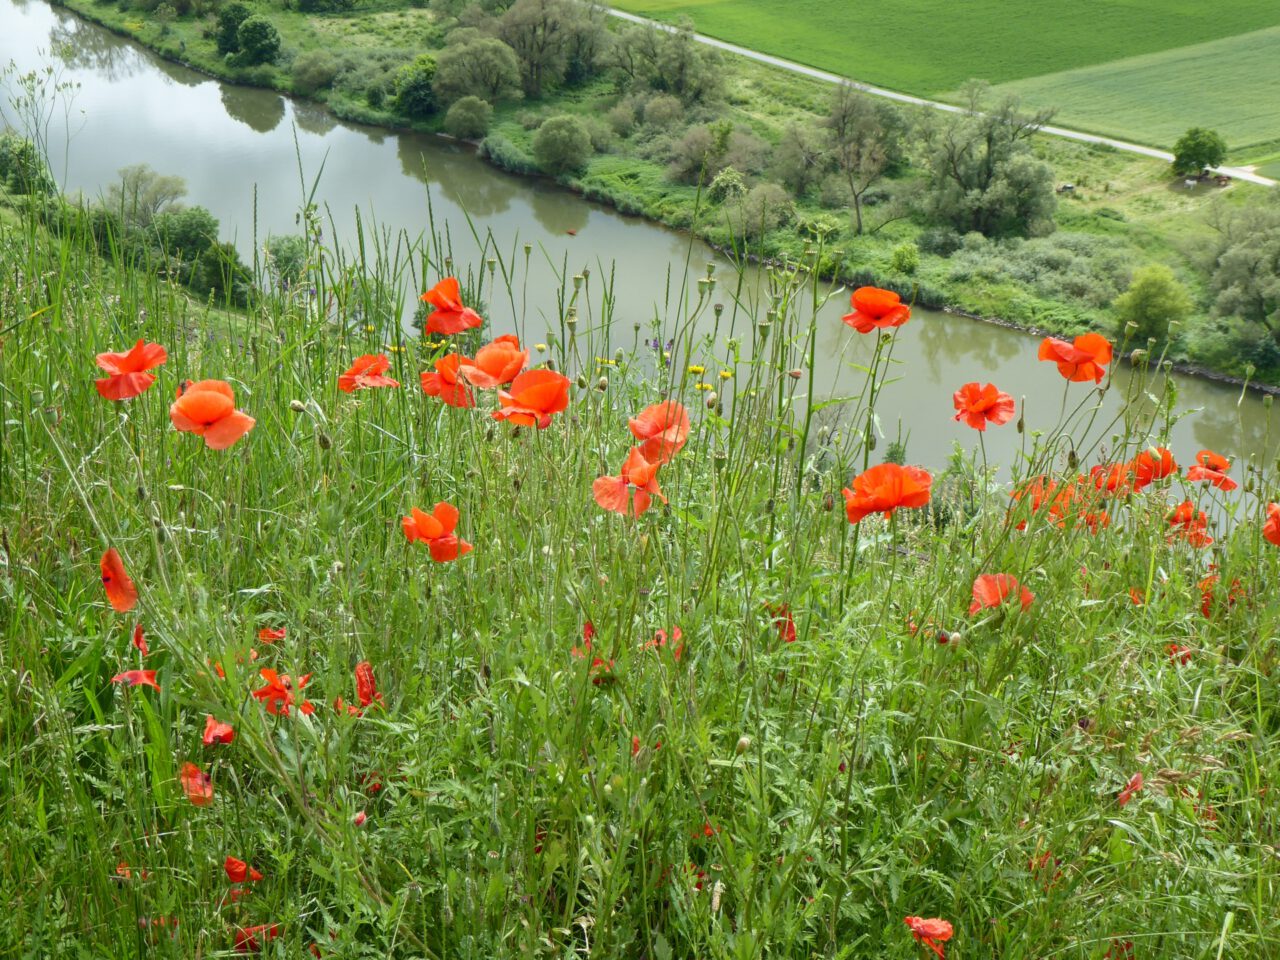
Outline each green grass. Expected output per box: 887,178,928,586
2,182,1280,958
610,0,1280,96
986,27,1280,151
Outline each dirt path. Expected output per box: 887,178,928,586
606,7,1276,188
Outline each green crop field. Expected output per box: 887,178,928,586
612,0,1280,150
988,27,1280,152
611,0,1280,96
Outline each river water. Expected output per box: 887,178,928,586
2,0,1277,476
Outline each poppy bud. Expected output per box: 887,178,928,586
704,392,717,409
289,399,306,413
735,736,751,754
633,322,641,332
317,431,332,450
353,810,367,827
1016,413,1024,434
823,492,834,512
1067,449,1078,470
596,377,609,391
765,498,775,515
576,374,588,389
546,358,557,371
582,267,590,280
614,348,624,363
136,484,147,500
788,368,803,379
866,432,876,451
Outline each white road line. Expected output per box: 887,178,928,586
605,7,1276,187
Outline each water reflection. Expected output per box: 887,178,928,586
221,84,285,134
292,98,337,137
399,135,516,217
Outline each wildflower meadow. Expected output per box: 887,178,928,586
0,201,1278,958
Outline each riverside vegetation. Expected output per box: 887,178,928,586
28,0,1280,386
3,130,1280,957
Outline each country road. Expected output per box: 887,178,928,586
606,7,1277,188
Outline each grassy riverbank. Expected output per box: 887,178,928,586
36,0,1280,386
3,150,1280,957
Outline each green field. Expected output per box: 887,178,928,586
611,0,1280,95
988,27,1280,152
612,0,1280,150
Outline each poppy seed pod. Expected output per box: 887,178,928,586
714,303,724,318
757,320,771,339
289,399,306,413
317,430,332,450
572,274,583,291
596,376,609,391
614,348,624,363
1263,394,1272,409
1124,321,1139,337
523,242,532,256
1131,349,1147,365
486,257,496,275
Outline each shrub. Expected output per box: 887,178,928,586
0,133,55,196
152,206,218,259
235,16,281,67
642,94,682,130
214,0,251,55
1113,264,1192,344
890,242,920,275
444,96,493,140
291,51,340,95
532,115,592,177
606,101,636,138
394,55,438,119
733,182,793,240
479,134,540,176
918,227,962,256
708,166,745,203
433,38,522,106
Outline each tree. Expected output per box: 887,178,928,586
773,122,828,197
1172,127,1227,177
153,205,218,259
1113,264,1191,343
532,115,591,175
395,55,438,119
235,16,281,66
215,1,252,55
432,38,523,105
825,85,898,234
1208,195,1280,340
444,96,493,139
609,21,720,104
731,182,792,241
499,0,571,99
105,164,187,228
919,82,1056,237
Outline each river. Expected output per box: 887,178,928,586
2,0,1277,478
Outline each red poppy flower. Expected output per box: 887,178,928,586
642,626,684,661
459,335,528,388
132,623,149,656
842,286,910,333
1104,941,1135,960
1198,572,1243,619
233,923,280,953
952,382,1015,431
1117,772,1144,807
968,574,1033,616
593,447,666,517
225,856,263,883
1010,475,1077,529
112,669,160,691
1038,333,1113,383
420,277,484,335
1089,463,1131,497
170,379,255,450
101,548,139,613
1131,446,1176,491
903,916,953,959
583,621,596,643
401,502,473,562
337,353,400,393
95,339,168,401
355,660,383,708
628,401,691,464
1167,643,1192,665
1265,503,1280,546
1186,449,1236,491
1167,501,1212,548
258,627,286,642
252,669,315,717
492,369,571,429
767,603,797,643
203,714,235,745
420,353,475,408
180,761,214,806
842,463,932,523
